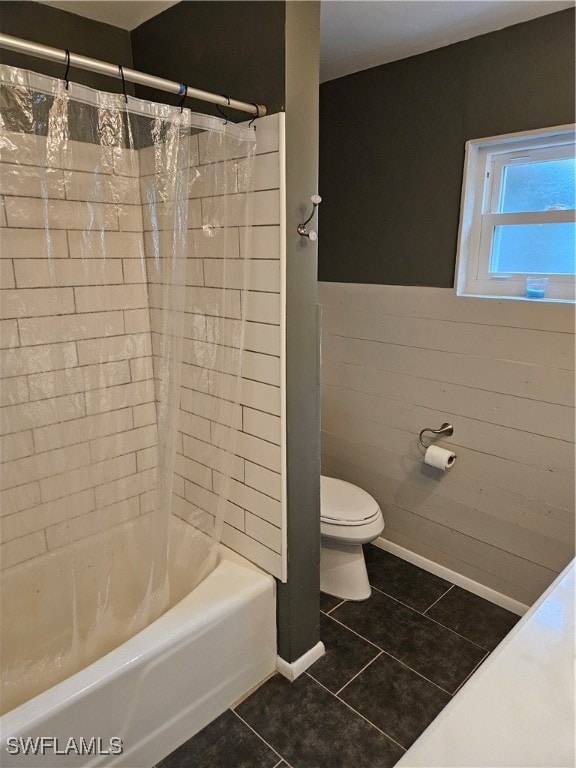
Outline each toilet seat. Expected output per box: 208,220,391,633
321,476,380,527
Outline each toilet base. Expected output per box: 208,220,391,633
320,539,371,601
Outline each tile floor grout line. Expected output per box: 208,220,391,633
325,612,455,696
305,672,407,753
325,611,388,652
419,610,491,652
371,584,450,617
373,648,455,698
370,584,489,651
422,584,454,614
231,708,293,768
452,650,491,696
334,650,383,696
325,598,346,615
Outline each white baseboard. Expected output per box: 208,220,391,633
373,537,529,616
276,641,326,682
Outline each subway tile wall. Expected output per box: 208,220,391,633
0,133,156,572
0,113,284,580
166,113,283,579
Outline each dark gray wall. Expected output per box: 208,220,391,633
277,0,321,663
0,1,284,115
319,9,576,287
130,1,285,118
0,2,133,93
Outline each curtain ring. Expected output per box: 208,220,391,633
64,50,71,90
216,96,231,125
178,83,187,113
118,64,128,104
248,103,260,128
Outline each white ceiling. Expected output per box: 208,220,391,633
320,0,574,82
39,0,574,82
40,1,179,30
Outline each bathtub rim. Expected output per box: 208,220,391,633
0,542,275,736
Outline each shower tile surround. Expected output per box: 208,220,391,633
0,135,156,570
0,113,285,578
148,113,285,577
158,546,519,768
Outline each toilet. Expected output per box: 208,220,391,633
320,475,385,601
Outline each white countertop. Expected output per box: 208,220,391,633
397,559,575,768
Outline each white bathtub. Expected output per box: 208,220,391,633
0,544,276,768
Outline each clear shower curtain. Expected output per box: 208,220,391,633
0,65,255,714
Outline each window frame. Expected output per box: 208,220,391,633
455,124,576,302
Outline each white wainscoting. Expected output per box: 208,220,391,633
319,282,575,605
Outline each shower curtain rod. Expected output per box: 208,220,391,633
0,33,266,117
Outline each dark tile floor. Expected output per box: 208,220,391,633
158,545,520,768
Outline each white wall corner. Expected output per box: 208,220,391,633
276,641,325,682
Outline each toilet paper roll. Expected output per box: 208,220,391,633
424,445,456,470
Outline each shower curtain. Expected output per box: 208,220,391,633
0,65,255,714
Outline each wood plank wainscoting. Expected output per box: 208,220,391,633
319,282,575,606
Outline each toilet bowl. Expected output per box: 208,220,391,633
320,475,384,601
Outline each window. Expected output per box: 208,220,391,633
455,125,576,302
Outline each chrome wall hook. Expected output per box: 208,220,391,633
297,194,321,241
419,423,454,449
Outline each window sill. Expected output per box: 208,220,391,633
456,292,575,304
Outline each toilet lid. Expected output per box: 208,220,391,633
321,476,380,524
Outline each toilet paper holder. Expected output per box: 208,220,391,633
419,423,454,449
